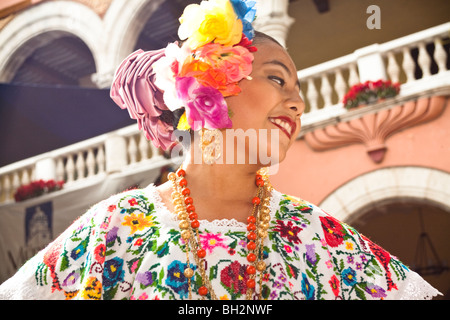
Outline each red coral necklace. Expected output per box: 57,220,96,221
167,167,272,300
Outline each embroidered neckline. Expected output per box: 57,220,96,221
144,183,280,230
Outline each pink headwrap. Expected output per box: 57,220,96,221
110,49,175,150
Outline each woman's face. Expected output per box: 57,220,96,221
224,40,305,166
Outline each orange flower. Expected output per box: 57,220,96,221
122,213,154,234
180,58,240,97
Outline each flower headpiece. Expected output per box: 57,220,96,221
111,0,257,150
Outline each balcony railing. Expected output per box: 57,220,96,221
0,23,449,204
0,125,182,204
299,22,450,127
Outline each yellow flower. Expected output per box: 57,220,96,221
122,212,154,234
345,241,354,250
80,277,102,300
177,111,191,130
178,0,243,50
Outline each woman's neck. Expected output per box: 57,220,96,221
157,152,266,223
182,160,261,202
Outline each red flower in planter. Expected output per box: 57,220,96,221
14,179,65,202
342,79,400,109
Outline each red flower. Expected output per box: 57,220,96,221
329,275,340,297
94,244,106,264
220,261,249,295
14,179,64,202
128,198,138,206
236,35,257,52
320,216,345,247
342,79,401,109
274,220,303,244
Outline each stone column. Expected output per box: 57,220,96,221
253,0,295,48
105,134,128,173
354,44,388,82
35,158,56,181
91,70,115,89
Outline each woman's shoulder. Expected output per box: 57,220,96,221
69,183,171,237
273,190,441,300
272,189,328,219
89,184,165,215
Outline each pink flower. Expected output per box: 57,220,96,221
138,292,149,300
110,49,175,150
131,260,139,273
176,76,232,130
199,232,228,253
195,43,253,83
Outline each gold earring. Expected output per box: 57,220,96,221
200,129,222,165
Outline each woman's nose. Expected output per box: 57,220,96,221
286,91,305,117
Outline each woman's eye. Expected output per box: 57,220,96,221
269,76,285,86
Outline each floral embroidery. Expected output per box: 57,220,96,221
15,186,428,300
200,232,228,253
122,212,154,234
80,277,102,300
274,220,303,244
329,275,340,297
220,261,249,298
320,216,345,247
165,260,193,299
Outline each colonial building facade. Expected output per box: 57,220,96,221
0,0,449,298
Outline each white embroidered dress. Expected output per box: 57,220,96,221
0,184,441,300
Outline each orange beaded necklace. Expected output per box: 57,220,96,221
167,167,272,300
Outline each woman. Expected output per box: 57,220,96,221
0,0,440,300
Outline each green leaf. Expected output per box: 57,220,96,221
355,283,368,300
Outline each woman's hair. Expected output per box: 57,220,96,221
252,30,283,48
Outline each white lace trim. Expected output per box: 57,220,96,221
396,270,442,300
144,184,281,231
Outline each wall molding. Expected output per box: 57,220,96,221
319,166,450,223
303,95,447,163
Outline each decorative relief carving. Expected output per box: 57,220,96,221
304,96,447,163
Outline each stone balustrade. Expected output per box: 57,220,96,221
299,22,450,127
0,126,181,203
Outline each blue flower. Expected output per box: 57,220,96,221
230,0,256,40
165,260,196,299
70,239,88,260
103,257,125,289
301,273,315,300
342,267,357,286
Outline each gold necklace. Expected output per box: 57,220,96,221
167,168,272,300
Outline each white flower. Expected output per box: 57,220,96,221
153,43,191,111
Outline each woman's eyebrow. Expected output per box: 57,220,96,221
263,60,301,89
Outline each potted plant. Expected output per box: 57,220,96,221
14,179,65,202
343,79,400,109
